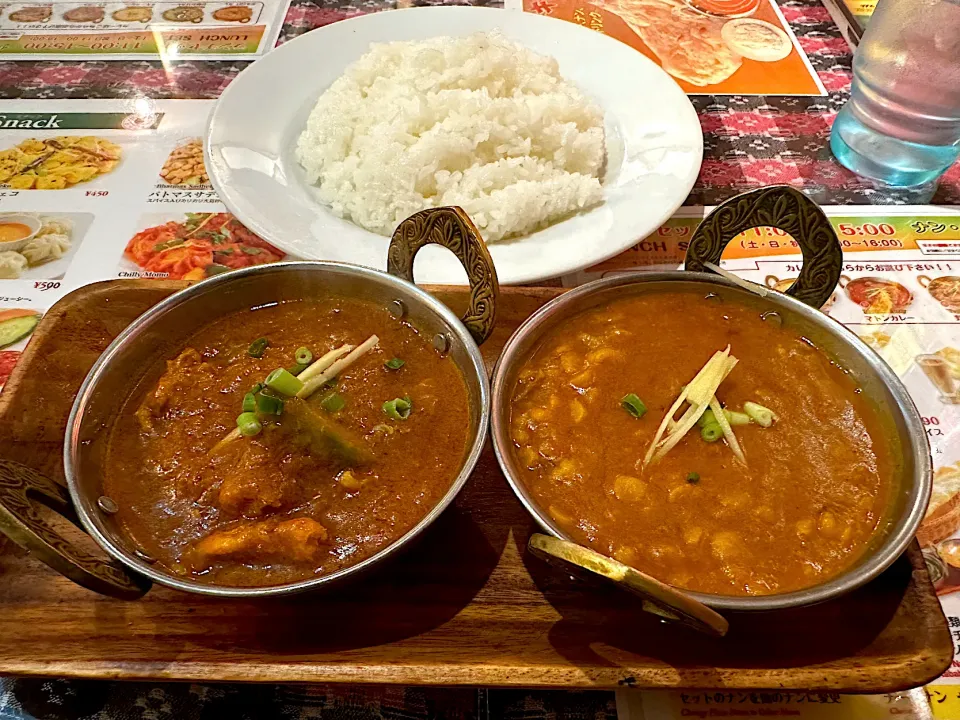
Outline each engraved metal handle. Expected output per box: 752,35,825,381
387,207,500,345
0,459,150,599
684,186,843,310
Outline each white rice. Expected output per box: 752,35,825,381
296,32,605,243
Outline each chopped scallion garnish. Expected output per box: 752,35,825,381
687,472,700,484
242,392,256,413
247,337,269,358
384,358,405,370
697,408,717,428
295,347,313,365
256,393,284,416
383,396,412,421
250,382,264,394
724,409,751,426
236,412,262,437
744,401,777,428
265,368,304,396
700,423,723,443
320,392,345,413
620,393,647,419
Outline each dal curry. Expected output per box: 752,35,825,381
509,290,895,597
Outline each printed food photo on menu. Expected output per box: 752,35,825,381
840,274,914,316
0,135,121,189
0,212,89,280
763,274,839,310
122,212,285,280
159,138,209,187
0,307,40,392
111,6,153,22
916,347,960,405
7,5,53,22
525,0,823,94
63,5,106,22
920,461,960,597
919,274,960,314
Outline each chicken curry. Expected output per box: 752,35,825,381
104,298,471,587
509,290,895,597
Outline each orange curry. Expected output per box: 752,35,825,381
509,291,894,596
105,298,470,587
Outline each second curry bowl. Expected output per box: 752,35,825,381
490,187,930,612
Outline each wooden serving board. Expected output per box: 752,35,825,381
0,280,952,691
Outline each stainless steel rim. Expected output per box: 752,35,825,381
490,271,932,612
65,261,490,597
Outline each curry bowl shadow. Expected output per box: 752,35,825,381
192,499,507,655
515,519,913,672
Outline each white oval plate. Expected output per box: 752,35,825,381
206,6,703,285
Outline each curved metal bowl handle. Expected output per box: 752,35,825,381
0,460,150,599
684,186,843,310
528,533,729,637
387,207,500,345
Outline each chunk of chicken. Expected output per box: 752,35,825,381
192,517,329,566
135,348,212,432
216,444,286,518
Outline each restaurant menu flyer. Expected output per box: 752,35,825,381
619,688,936,718
0,0,290,59
0,98,957,718
509,0,825,95
820,0,873,46
0,98,294,389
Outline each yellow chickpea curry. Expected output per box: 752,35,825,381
104,298,471,587
510,291,896,597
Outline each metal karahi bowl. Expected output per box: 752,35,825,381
490,188,932,613
62,208,498,598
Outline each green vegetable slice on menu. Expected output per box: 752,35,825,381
0,310,39,349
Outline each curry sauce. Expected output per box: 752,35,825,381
105,298,471,587
510,291,895,596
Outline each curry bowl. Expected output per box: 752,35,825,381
58,207,498,597
490,188,931,613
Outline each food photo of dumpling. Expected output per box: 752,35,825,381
0,213,78,280
0,251,28,279
21,233,70,265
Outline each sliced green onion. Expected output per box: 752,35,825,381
247,337,269,358
701,423,723,443
236,412,262,437
256,393,284,416
371,423,396,436
724,409,751,426
250,382,264,394
265,368,304,396
384,357,405,370
287,363,309,376
686,472,700,484
620,393,647,418
744,401,778,428
320,392,345,413
383,396,412,421
295,347,313,365
697,408,717,428
242,392,256,413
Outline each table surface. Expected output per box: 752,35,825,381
0,0,956,717
0,0,957,209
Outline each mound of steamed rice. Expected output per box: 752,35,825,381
296,32,606,243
